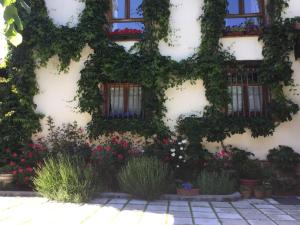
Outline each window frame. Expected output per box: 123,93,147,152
108,0,144,41
226,61,270,117
100,82,144,119
224,0,265,37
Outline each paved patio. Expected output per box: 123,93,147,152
0,197,300,225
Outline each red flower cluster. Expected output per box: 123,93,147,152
1,143,47,187
109,28,143,36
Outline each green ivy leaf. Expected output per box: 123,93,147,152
0,0,16,7
4,5,23,31
5,25,23,46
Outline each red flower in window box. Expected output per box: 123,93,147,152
12,170,17,175
97,146,103,152
18,168,24,173
109,28,144,40
12,152,17,158
26,167,33,173
109,28,143,36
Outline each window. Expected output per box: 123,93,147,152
109,0,144,39
227,62,270,117
101,83,143,119
224,0,264,36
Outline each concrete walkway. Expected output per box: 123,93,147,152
0,197,299,225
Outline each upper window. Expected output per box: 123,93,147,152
224,0,264,36
101,83,143,119
109,0,144,40
227,62,270,117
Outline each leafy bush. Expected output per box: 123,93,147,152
230,147,254,168
196,170,237,195
267,145,300,172
91,134,140,190
1,143,47,187
238,159,262,180
118,157,171,200
43,117,91,160
34,154,98,203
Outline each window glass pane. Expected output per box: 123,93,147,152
245,0,260,13
128,86,142,116
225,17,260,27
228,86,243,113
130,0,143,18
248,86,263,112
110,86,124,117
112,0,125,19
112,22,144,32
227,0,239,14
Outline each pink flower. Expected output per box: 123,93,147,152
20,158,26,163
24,176,30,183
122,141,128,148
97,146,103,152
117,154,124,160
105,146,111,152
5,148,10,153
9,161,16,166
27,152,33,158
12,170,17,175
18,168,24,173
26,167,33,173
12,153,17,157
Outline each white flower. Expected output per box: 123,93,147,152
178,142,182,145
171,153,176,157
182,139,187,144
176,165,180,168
183,160,186,163
180,147,184,150
170,148,176,152
179,155,183,159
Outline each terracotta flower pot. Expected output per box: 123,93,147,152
177,188,200,196
240,179,259,187
240,190,252,199
0,173,14,188
254,189,265,199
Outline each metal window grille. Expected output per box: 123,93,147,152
101,83,143,119
227,63,270,117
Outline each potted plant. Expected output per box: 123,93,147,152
108,28,144,41
240,185,252,198
254,185,265,199
0,165,14,189
177,182,200,196
262,181,273,197
239,159,262,188
223,24,245,36
244,20,260,35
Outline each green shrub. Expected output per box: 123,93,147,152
267,145,300,172
33,154,98,203
118,157,171,200
196,170,237,195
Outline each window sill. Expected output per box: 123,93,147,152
222,31,261,38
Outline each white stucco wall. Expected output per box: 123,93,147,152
34,0,300,158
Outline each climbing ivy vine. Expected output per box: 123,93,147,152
1,0,299,148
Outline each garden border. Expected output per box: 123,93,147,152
0,191,241,201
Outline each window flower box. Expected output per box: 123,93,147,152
109,28,144,41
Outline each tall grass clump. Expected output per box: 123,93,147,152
197,170,236,195
33,154,98,203
118,157,171,200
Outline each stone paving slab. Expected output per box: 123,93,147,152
0,197,299,225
